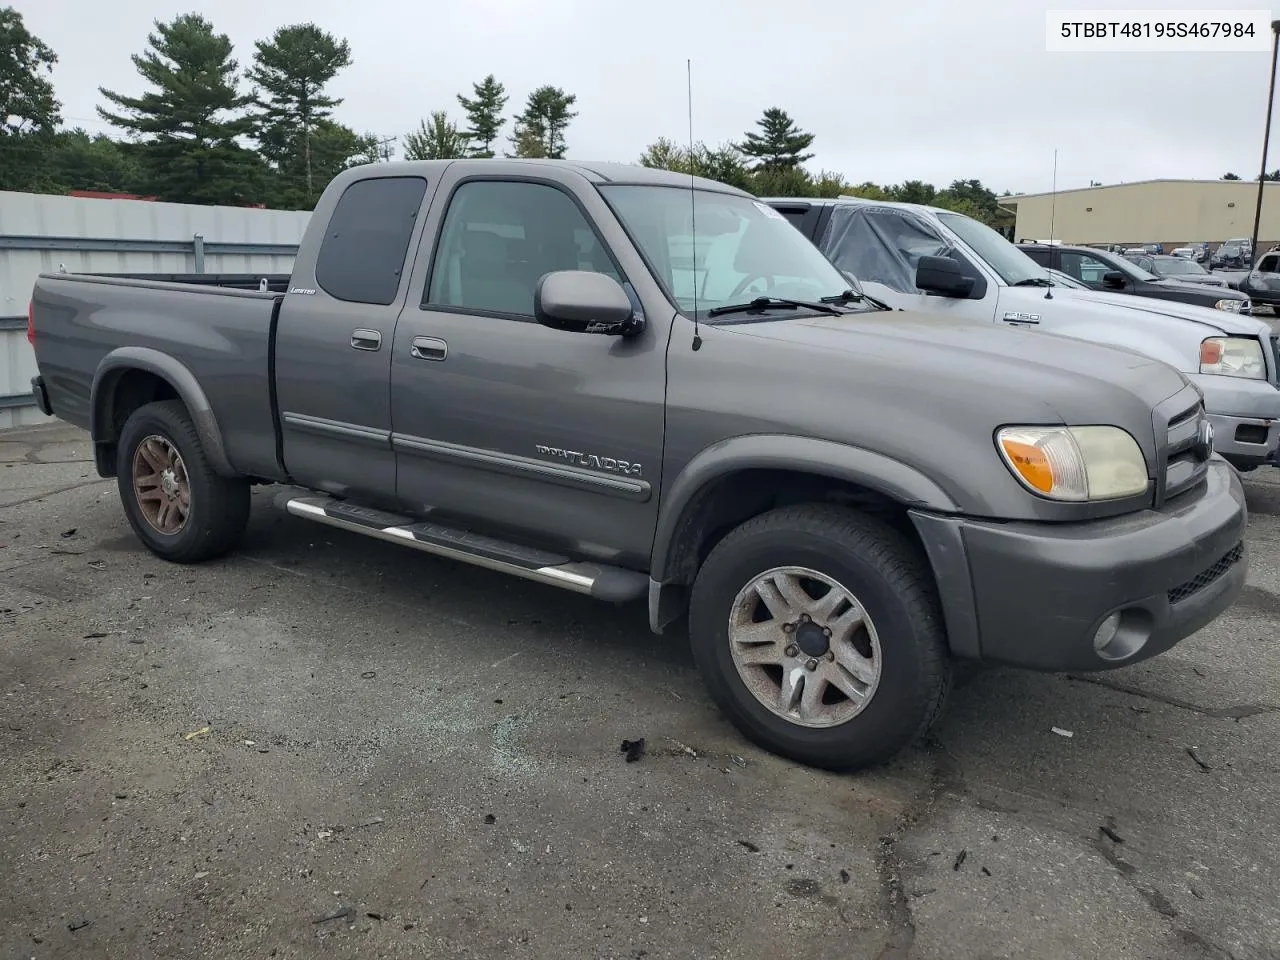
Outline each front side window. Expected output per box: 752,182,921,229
599,185,852,318
1058,252,1117,286
817,205,957,295
934,212,1048,286
315,176,428,305
426,180,621,317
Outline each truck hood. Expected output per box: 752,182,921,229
721,309,1190,423
1043,286,1269,337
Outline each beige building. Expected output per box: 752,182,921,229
997,179,1280,251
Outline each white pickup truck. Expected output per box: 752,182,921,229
768,197,1280,471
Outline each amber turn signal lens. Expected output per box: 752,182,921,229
998,438,1055,493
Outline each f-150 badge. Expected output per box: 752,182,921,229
1002,311,1041,324
536,445,642,477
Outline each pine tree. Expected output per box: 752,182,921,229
508,86,577,159
248,24,352,205
0,7,62,191
736,108,815,170
457,75,507,158
98,14,267,205
402,112,470,160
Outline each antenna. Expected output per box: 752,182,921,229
1045,148,1058,300
687,58,702,351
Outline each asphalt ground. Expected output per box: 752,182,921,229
2,422,1278,960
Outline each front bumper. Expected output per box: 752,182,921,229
911,457,1247,672
1186,373,1280,466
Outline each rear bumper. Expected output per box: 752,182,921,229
30,376,52,417
1187,373,1280,466
911,457,1247,672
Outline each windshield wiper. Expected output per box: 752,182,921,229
1012,277,1054,287
707,296,844,319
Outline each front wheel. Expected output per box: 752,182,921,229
688,504,951,772
116,399,251,563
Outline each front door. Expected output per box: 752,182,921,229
389,171,668,569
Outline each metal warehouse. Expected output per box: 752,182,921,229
998,179,1280,252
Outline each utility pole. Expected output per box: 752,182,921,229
375,136,396,163
1249,19,1280,263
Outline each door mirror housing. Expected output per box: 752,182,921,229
534,270,642,336
915,255,975,298
1102,270,1127,289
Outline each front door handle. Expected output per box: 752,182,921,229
410,336,448,361
351,329,382,351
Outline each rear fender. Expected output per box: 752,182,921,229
91,346,235,477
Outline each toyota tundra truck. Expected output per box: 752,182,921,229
27,159,1247,772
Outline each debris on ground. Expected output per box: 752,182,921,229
731,755,747,767
182,727,211,741
67,919,91,932
981,866,992,876
61,528,76,538
366,912,383,921
360,671,376,679
1050,727,1074,738
664,738,698,759
1186,747,1213,772
1099,822,1125,844
953,849,967,871
737,839,760,852
483,814,496,824
312,906,356,925
356,817,384,829
194,871,209,880
839,868,850,884
620,738,646,762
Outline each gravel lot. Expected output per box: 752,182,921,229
3,423,1279,960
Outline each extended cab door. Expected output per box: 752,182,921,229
274,174,430,502
388,168,668,569
816,204,998,322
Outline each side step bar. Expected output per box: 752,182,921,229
276,494,648,603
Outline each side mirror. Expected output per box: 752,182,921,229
1102,271,1127,289
534,270,642,336
915,255,975,298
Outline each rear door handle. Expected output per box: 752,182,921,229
351,329,382,351
410,336,448,361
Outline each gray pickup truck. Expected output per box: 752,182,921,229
27,159,1247,771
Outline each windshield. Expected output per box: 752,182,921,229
599,185,854,319
1153,257,1205,275
933,212,1049,285
1221,244,1242,255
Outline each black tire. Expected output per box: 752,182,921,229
115,399,251,564
688,503,951,772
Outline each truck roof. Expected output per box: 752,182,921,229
759,195,954,217
338,158,749,195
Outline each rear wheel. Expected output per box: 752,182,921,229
688,504,951,772
116,400,250,563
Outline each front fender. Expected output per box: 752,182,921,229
91,346,236,477
649,433,960,580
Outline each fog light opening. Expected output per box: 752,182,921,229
1092,608,1151,662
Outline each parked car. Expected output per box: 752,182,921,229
1130,254,1231,288
1191,242,1211,263
764,196,1280,470
1213,243,1248,269
1171,247,1195,259
26,159,1249,772
1211,250,1280,310
1018,243,1251,313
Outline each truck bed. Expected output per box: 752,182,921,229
29,272,286,481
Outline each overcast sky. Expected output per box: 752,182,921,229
18,0,1277,194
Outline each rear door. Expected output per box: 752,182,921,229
274,174,430,501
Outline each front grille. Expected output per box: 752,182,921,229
1161,400,1210,501
1168,543,1243,605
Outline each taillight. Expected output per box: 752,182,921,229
26,300,34,346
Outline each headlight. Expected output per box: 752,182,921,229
1200,336,1266,378
995,425,1149,501
1214,298,1248,312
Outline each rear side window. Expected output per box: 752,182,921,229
315,176,428,305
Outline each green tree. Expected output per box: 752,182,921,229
248,23,352,204
887,180,937,205
1222,172,1241,180
842,181,890,200
0,7,62,192
935,178,999,222
457,75,507,158
751,165,814,198
0,6,59,134
98,14,267,205
45,129,145,193
736,108,814,170
638,138,754,192
402,111,469,160
509,85,576,158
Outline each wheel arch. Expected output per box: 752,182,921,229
647,436,965,639
90,347,235,478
